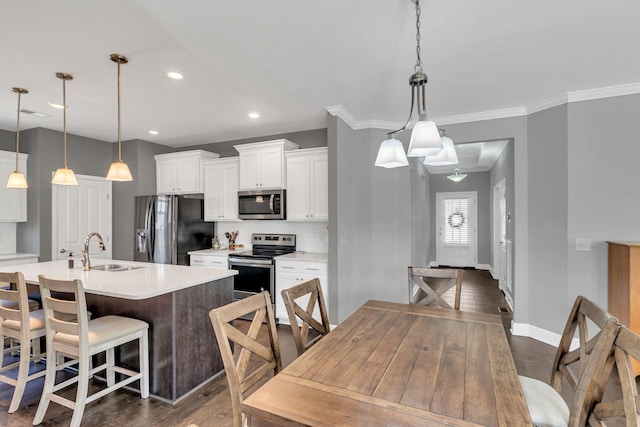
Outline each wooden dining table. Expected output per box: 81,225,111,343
242,300,532,426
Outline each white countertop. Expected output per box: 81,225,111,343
0,259,237,300
188,248,247,257
275,252,328,263
0,253,39,261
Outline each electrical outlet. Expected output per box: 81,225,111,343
575,238,592,251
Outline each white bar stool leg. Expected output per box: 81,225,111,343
139,331,149,398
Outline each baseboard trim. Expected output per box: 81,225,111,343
476,263,491,272
512,322,578,350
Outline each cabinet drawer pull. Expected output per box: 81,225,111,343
305,268,320,271
281,266,294,269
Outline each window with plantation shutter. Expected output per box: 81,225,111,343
445,198,469,245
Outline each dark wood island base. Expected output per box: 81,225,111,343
85,276,233,403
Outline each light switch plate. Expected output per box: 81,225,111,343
575,238,592,251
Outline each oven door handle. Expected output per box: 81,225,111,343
228,258,274,267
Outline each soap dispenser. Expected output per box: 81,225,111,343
68,251,74,269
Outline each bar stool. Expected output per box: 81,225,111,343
0,271,46,413
33,275,149,427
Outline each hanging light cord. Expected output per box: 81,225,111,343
117,59,122,161
14,90,23,172
62,77,68,168
386,0,427,138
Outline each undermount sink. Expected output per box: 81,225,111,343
90,264,142,272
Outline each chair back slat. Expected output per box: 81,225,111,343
281,278,330,356
408,266,463,310
551,295,618,395
209,291,281,427
0,272,30,327
587,326,640,426
38,275,88,351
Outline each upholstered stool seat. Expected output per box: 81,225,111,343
519,375,570,427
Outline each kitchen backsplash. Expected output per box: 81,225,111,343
216,221,328,253
0,222,17,254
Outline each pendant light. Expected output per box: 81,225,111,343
424,129,459,166
447,168,467,183
375,0,442,168
51,73,78,186
106,53,133,181
6,87,29,188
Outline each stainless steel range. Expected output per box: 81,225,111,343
228,233,296,317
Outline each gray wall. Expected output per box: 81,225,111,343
527,105,569,332
567,94,640,309
411,161,431,266
429,171,491,266
328,114,425,322
181,128,327,157
0,129,14,151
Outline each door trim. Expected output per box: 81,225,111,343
435,191,478,268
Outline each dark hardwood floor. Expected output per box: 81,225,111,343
1,269,562,426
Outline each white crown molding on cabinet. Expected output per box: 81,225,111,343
327,81,640,131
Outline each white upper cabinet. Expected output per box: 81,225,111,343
155,150,219,194
0,150,28,222
285,147,328,221
234,139,299,190
203,158,240,221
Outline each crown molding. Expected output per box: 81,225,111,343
567,82,640,103
327,81,640,131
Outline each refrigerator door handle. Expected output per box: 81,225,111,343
148,198,156,261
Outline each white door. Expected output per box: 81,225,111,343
436,192,477,267
52,175,113,261
493,179,508,291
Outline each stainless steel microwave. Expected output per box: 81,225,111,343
238,189,286,220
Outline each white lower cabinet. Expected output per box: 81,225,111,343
190,254,228,269
275,259,328,324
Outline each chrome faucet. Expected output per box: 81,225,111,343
82,232,106,271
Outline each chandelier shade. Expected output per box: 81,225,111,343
375,137,409,168
51,72,78,186
6,87,28,188
407,119,442,157
424,131,458,166
446,168,467,183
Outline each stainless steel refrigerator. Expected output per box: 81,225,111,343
134,195,215,265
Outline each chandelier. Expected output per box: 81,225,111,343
375,0,442,168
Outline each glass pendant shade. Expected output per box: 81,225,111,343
407,120,442,157
424,135,458,166
106,160,133,181
52,167,78,185
447,169,467,183
375,137,409,168
7,171,28,188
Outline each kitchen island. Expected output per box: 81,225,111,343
0,259,237,403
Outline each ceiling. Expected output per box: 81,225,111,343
424,140,509,175
1,1,639,150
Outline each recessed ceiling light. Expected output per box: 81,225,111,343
248,112,260,119
166,71,184,80
148,130,159,135
48,102,66,109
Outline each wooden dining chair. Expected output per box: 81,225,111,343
281,278,330,356
407,266,463,310
587,324,640,426
33,275,149,427
519,295,619,427
209,291,282,427
0,271,46,413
